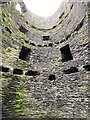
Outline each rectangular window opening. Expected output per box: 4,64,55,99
19,46,31,61
42,36,50,41
60,44,73,62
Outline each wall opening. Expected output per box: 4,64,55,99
25,70,40,76
48,74,56,80
0,66,9,72
60,44,73,62
70,4,73,10
19,25,28,34
19,46,31,61
52,25,57,29
65,14,69,18
59,12,64,19
55,42,59,45
30,43,36,46
63,67,78,74
42,36,50,41
48,43,53,47
44,45,48,47
26,21,28,24
5,27,12,34
13,69,23,75
59,20,63,25
83,65,90,71
38,45,42,47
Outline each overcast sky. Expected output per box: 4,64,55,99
18,0,63,17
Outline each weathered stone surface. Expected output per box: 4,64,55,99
0,1,90,119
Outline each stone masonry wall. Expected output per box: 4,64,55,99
0,1,90,119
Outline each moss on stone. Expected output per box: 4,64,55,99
21,38,26,45
20,13,24,19
2,76,27,117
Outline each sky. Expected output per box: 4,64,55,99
16,0,63,17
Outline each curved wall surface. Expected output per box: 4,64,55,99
0,1,90,119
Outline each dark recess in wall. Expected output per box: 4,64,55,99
42,36,50,41
5,27,12,34
59,12,64,19
63,67,78,74
60,44,73,62
30,43,36,46
49,75,56,80
65,14,69,18
59,20,63,25
60,39,65,43
52,25,57,29
83,65,90,71
24,40,29,43
48,43,53,47
25,70,40,76
19,46,31,61
44,45,48,47
0,2,6,4
38,45,42,47
70,4,73,10
19,25,28,34
13,69,23,75
26,21,28,24
0,66,9,72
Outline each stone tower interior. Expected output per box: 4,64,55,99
0,0,90,119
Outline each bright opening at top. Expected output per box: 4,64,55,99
22,0,63,17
